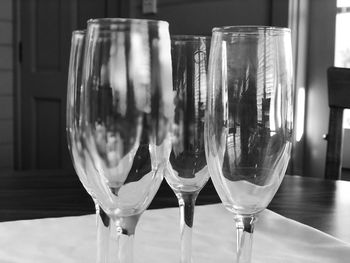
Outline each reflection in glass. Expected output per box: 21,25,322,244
205,26,294,263
80,18,173,263
165,35,211,263
66,30,112,262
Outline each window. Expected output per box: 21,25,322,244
335,0,350,128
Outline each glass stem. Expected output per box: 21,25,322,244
177,191,199,263
95,204,140,263
95,204,112,263
110,214,140,263
234,215,256,263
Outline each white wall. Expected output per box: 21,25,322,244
304,0,337,178
0,0,14,169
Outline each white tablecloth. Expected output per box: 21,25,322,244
0,204,349,262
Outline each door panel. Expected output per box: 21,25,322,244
20,0,119,170
35,0,61,71
35,98,61,168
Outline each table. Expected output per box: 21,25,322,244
1,171,350,242
270,175,350,243
2,203,350,263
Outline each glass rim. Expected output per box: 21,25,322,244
212,25,291,35
171,34,211,41
87,17,169,27
72,30,86,36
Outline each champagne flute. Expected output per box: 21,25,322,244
205,26,294,263
81,18,173,263
66,30,112,263
165,35,211,263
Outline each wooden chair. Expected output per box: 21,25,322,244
325,67,350,180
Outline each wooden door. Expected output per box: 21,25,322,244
19,0,120,170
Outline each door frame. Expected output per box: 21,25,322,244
13,0,22,169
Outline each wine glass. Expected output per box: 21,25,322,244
80,18,173,263
164,35,211,263
205,26,294,263
66,30,113,262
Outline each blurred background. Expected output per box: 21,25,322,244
0,0,349,180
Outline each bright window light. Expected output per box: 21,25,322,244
337,0,350,8
335,0,350,129
296,87,305,142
